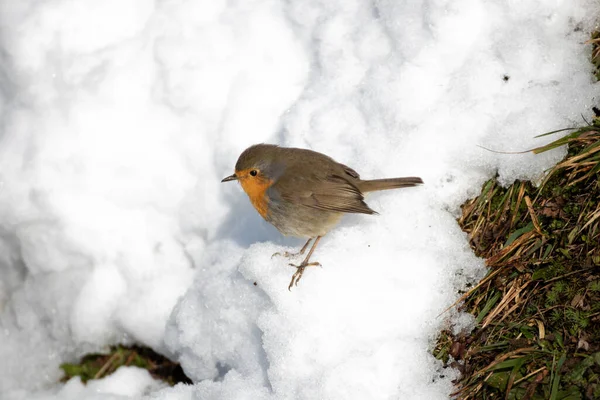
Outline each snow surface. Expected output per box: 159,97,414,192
0,0,598,399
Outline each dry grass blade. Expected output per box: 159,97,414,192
438,267,503,317
474,348,535,378
94,352,120,380
581,206,600,231
524,196,542,235
486,230,537,266
481,279,531,328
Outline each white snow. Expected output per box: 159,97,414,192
0,0,598,399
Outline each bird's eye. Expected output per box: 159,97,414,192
250,170,258,176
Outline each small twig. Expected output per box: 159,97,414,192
513,366,547,386
521,369,547,400
543,267,596,284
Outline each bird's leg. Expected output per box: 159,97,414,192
271,238,313,259
288,236,322,290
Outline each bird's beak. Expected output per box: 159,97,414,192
221,173,238,183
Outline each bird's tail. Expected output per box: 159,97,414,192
358,177,423,193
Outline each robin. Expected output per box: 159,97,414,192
221,144,423,290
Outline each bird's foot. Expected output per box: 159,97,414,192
271,250,298,259
287,261,322,291
272,239,314,260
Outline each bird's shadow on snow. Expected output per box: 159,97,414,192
214,189,303,250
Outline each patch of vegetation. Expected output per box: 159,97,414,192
60,345,192,386
434,120,600,399
588,31,600,81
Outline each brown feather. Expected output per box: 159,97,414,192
276,172,376,215
357,177,423,193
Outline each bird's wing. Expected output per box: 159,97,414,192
276,174,377,215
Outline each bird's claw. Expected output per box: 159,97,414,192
271,251,294,259
288,262,322,268
288,267,304,290
287,262,322,291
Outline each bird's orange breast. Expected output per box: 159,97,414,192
237,170,273,219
